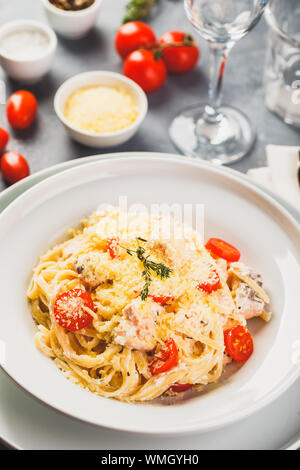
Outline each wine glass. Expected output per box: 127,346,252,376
169,0,270,165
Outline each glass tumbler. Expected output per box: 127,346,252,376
264,0,300,127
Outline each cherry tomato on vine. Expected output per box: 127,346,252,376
1,151,30,184
224,325,254,363
54,288,94,332
150,338,178,375
115,21,156,59
124,49,167,93
6,90,38,129
205,238,240,262
159,31,199,74
0,127,9,153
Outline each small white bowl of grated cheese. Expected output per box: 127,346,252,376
54,71,148,148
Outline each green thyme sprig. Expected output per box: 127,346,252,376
121,238,173,300
122,0,159,24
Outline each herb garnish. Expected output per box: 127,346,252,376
121,238,173,301
122,0,159,24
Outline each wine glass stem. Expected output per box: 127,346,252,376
205,44,230,123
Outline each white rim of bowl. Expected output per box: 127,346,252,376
0,154,299,435
0,19,57,62
54,71,148,138
41,0,103,17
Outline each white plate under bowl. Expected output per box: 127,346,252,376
0,155,299,436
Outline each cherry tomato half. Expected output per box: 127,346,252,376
0,127,9,153
115,21,156,59
169,383,192,393
150,338,178,375
6,90,38,129
205,238,240,262
1,151,30,184
54,288,94,332
149,295,172,305
124,49,167,93
106,236,118,259
224,325,254,363
159,31,200,74
197,269,220,294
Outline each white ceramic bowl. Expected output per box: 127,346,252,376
54,71,148,148
0,20,57,84
41,0,102,39
0,154,299,436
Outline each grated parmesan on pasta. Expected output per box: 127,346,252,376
27,208,270,402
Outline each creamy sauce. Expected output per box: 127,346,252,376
0,29,50,60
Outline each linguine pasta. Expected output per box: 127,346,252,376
27,208,270,402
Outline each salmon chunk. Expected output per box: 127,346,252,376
146,240,177,267
74,252,112,289
113,299,163,351
229,263,265,320
234,283,265,319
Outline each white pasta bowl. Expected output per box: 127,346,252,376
0,154,299,436
54,71,148,148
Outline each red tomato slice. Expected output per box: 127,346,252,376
54,288,94,332
224,325,254,363
209,250,219,260
169,383,192,393
150,338,178,375
0,127,9,153
106,236,118,259
149,295,172,305
6,90,38,129
1,151,30,184
197,269,220,294
205,238,240,262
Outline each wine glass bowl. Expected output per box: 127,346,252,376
169,0,269,164
185,0,268,44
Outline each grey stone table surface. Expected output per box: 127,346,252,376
0,0,299,194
